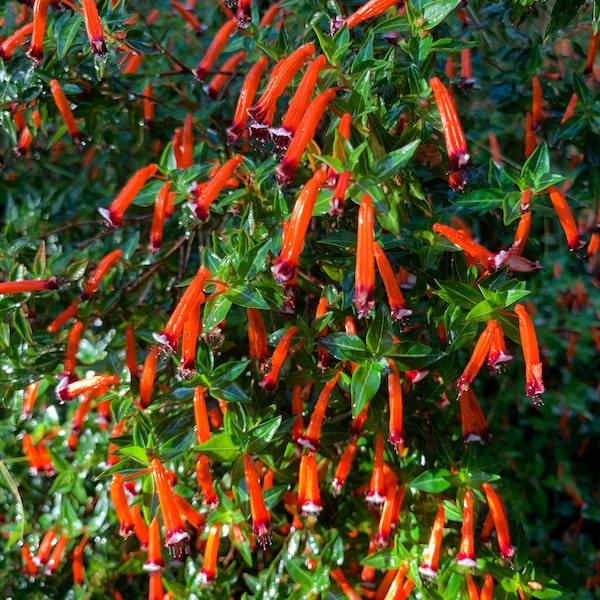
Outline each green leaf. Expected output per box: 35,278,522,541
196,433,240,462
521,142,549,185
360,549,400,569
465,299,496,322
319,333,369,362
55,14,83,59
117,446,149,465
286,557,314,588
366,305,394,355
595,0,600,34
545,0,585,40
371,139,419,182
410,469,452,493
226,286,270,309
421,0,462,30
247,417,282,447
386,341,443,370
435,280,481,309
203,295,233,332
351,363,382,417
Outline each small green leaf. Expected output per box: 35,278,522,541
410,469,452,493
421,0,462,30
545,0,585,40
196,433,240,462
226,286,270,309
371,139,420,182
319,333,369,362
351,363,382,417
435,280,481,309
248,416,282,446
117,446,149,465
386,341,443,370
366,305,394,355
360,549,400,569
203,295,232,331
522,142,549,184
465,299,496,322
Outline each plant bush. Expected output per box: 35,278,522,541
0,0,599,598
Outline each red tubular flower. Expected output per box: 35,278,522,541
584,29,600,74
514,303,545,406
547,186,584,252
56,373,117,402
171,1,206,34
34,530,56,567
200,524,221,584
457,321,496,394
432,223,496,271
275,88,336,185
194,18,237,81
189,154,243,221
151,458,190,553
366,433,386,505
50,78,83,146
481,482,515,562
15,106,41,157
47,300,81,333
236,0,252,28
148,571,164,600
466,574,479,600
22,545,39,576
259,1,282,26
82,0,107,60
139,346,160,409
456,489,477,567
292,383,311,446
62,320,84,382
68,391,94,450
487,320,513,373
193,386,211,444
131,505,149,549
355,194,375,318
561,93,578,124
154,266,211,350
481,573,495,600
72,535,88,586
36,437,55,475
227,56,268,143
387,360,404,452
374,242,412,322
0,22,34,62
248,42,315,124
329,170,351,217
459,388,489,443
247,308,269,370
297,371,340,450
124,324,138,381
511,208,531,257
525,111,535,158
173,494,205,529
271,170,326,284
180,113,194,169
327,112,352,183
206,50,246,100
332,0,398,33
98,164,158,228
242,452,272,549
179,300,202,377
259,325,298,390
149,182,171,254
460,47,475,88
315,296,330,370
143,82,154,124
22,380,40,419
381,563,410,600
23,433,43,474
331,436,358,494
330,568,361,600
489,131,503,167
196,455,219,508
429,77,470,190
27,0,49,65
272,54,328,149
45,534,68,575
81,248,123,300
376,484,404,548
298,452,322,516
110,473,135,538
419,503,445,578
0,277,58,294
531,76,542,130
143,516,165,572
106,419,124,466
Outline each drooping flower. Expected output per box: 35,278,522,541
259,325,298,390
514,303,545,406
82,0,108,60
72,535,88,586
0,22,34,62
457,321,496,394
459,388,489,443
547,186,584,253
387,360,404,452
481,482,515,562
376,484,404,548
171,1,206,34
200,524,221,584
179,298,202,377
236,0,252,28
247,308,270,370
196,454,219,509
487,320,513,373
45,534,68,575
149,182,172,254
143,516,165,572
131,505,150,549
194,18,237,81
206,50,246,100
354,194,375,318
27,0,50,66
242,452,272,549
331,436,358,495
298,452,322,516
331,0,399,34
0,277,59,295
531,75,543,131
456,489,477,567
330,568,362,600
56,374,118,402
21,380,40,419
50,79,83,147
366,433,386,505
419,503,445,578
374,242,412,322
110,473,135,538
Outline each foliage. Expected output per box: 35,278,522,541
0,0,599,599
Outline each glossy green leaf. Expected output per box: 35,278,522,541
196,433,240,462
319,333,369,362
410,469,452,493
351,363,382,417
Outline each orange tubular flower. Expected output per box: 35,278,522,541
272,54,328,148
22,380,40,418
247,308,269,370
173,494,205,529
460,47,474,88
72,535,88,586
466,574,479,600
143,82,154,124
148,571,164,600
34,530,56,567
68,391,94,450
50,79,82,149
110,473,135,538
330,568,362,600
561,93,578,124
489,131,503,167
459,387,489,443
331,0,398,34
329,170,351,217
456,490,476,567
236,0,252,28
272,169,326,284
419,503,445,578
242,452,272,549
56,373,117,402
376,484,400,547
139,345,160,409
196,455,218,508
98,164,158,228
547,186,584,252
0,277,58,294
382,563,410,600
82,0,107,60
298,371,340,450
584,29,600,75
23,433,43,474
514,303,545,406
154,266,211,351
151,458,190,553
27,0,49,65
62,320,84,381
131,505,149,549
0,22,34,62
432,223,496,271
374,242,412,322
200,524,221,584
179,300,202,377
227,56,268,143
193,18,237,81
171,1,206,34
206,50,246,100
275,88,336,185
531,76,542,130
366,433,386,505
481,482,515,561
81,248,123,299
181,113,194,168
457,321,496,394
259,325,298,390
480,573,495,600
292,382,312,446
123,324,138,381
487,320,513,373
298,452,322,516
511,208,531,257
22,545,39,576
15,106,41,157
331,436,358,494
149,182,171,254
193,386,211,444
315,296,330,370
143,516,165,572
387,360,404,452
429,77,470,190
248,42,315,124
189,154,243,221
355,194,375,318
45,534,68,575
